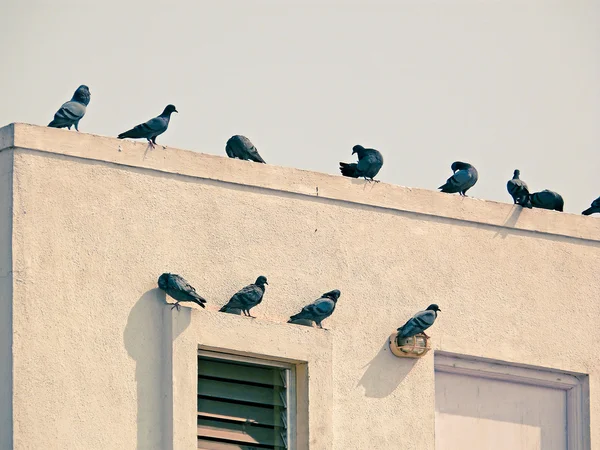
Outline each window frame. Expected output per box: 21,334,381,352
435,351,591,450
198,348,297,449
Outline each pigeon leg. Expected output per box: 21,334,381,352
147,139,156,149
171,302,181,311
74,122,80,132
422,332,430,338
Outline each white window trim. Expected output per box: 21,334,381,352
198,348,297,450
435,351,590,450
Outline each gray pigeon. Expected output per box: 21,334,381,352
507,169,532,208
48,85,91,131
339,145,384,182
157,273,207,311
438,161,478,196
397,304,441,340
118,104,178,148
530,190,564,212
219,276,268,317
288,289,340,329
226,135,266,163
582,196,600,215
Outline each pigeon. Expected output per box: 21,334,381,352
219,276,268,317
506,169,532,208
118,104,178,148
582,196,600,216
339,145,384,182
530,190,564,212
157,273,207,311
48,85,91,131
438,161,478,196
288,289,340,329
397,304,441,340
226,135,266,163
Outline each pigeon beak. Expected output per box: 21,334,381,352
265,281,269,285
174,109,179,113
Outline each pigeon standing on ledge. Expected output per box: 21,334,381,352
48,85,91,131
118,104,178,148
219,276,268,317
530,190,564,212
339,145,384,182
397,304,441,339
582,196,600,215
158,273,207,311
438,161,478,196
288,289,340,329
507,169,532,208
226,135,266,163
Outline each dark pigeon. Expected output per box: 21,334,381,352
219,276,268,317
339,145,384,182
157,273,207,311
118,104,178,148
530,190,564,212
397,304,441,340
582,196,600,216
438,161,478,196
48,85,91,131
288,289,340,329
226,135,266,163
507,169,532,208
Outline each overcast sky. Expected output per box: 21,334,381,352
2,0,599,214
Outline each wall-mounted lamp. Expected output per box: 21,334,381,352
389,332,431,358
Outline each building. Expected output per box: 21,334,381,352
0,123,598,449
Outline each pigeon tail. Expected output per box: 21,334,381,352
339,162,359,178
582,207,598,216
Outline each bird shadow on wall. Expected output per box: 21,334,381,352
123,288,191,450
494,206,523,239
357,341,418,398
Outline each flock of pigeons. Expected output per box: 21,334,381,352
157,273,440,337
47,85,600,215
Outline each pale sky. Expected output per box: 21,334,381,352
1,0,599,214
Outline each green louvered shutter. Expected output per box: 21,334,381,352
197,353,294,450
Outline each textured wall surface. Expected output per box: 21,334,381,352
0,148,13,450
2,124,600,449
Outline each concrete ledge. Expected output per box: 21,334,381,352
1,122,598,242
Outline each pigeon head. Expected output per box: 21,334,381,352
323,289,341,301
157,273,170,290
72,85,91,105
162,104,178,116
450,161,471,172
255,275,268,286
426,304,441,312
513,169,521,178
352,145,366,155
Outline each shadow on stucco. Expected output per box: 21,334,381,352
124,288,191,450
357,341,417,398
494,206,523,239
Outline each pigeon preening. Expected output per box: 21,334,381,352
48,85,91,131
219,276,268,317
117,104,178,148
438,161,478,196
507,169,532,208
339,145,384,182
397,304,441,340
157,273,207,311
288,289,340,329
582,196,600,216
226,135,266,163
530,190,564,212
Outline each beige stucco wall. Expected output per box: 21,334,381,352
1,123,599,449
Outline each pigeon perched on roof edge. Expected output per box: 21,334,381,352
339,145,383,182
507,169,532,208
226,135,266,163
582,196,600,215
48,85,91,131
118,104,178,148
438,161,478,196
530,190,564,212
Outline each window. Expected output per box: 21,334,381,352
197,350,296,450
434,352,590,450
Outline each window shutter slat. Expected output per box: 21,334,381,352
198,378,285,407
198,398,285,428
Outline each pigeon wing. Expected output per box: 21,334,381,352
48,101,86,128
119,116,167,139
168,274,206,306
398,310,436,338
439,169,471,192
